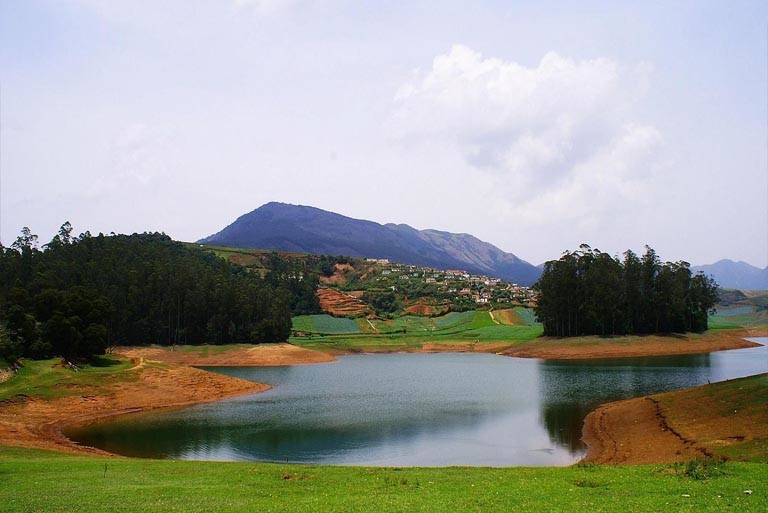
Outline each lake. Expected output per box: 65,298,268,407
67,338,767,466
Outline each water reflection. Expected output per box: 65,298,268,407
537,340,767,455
67,339,767,466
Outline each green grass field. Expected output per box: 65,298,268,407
292,314,362,334
708,306,765,330
0,447,765,513
433,310,476,328
0,356,137,402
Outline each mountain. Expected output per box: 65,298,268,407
199,202,542,285
692,259,768,290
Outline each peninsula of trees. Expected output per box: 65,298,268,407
534,245,719,337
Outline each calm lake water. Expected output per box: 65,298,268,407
67,338,767,466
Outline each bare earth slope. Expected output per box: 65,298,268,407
316,288,372,317
117,344,336,366
0,362,266,455
583,373,768,465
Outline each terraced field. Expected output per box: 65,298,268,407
291,308,542,352
316,288,372,317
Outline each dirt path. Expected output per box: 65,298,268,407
0,362,267,456
128,357,145,371
581,397,708,465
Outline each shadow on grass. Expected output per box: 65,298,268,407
87,356,123,368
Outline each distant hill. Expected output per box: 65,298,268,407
199,202,542,285
693,259,768,290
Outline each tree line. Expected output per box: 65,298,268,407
0,224,306,363
534,245,719,337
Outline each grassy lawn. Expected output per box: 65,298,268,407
0,447,765,513
0,356,137,402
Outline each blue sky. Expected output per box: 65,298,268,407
1,0,766,267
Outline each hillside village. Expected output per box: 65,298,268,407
194,244,538,317
361,258,537,307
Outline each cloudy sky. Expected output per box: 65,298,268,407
1,0,766,267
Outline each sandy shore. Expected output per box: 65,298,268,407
0,361,268,456
502,330,759,360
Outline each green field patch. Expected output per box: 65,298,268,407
468,311,496,329
708,309,766,329
513,307,541,326
292,315,362,334
716,306,755,317
433,311,475,328
433,324,543,343
388,316,436,332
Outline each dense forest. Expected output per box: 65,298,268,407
0,224,320,364
534,245,719,337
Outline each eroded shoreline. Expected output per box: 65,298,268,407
582,372,768,465
0,331,764,463
0,361,269,456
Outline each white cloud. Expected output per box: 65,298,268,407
233,0,299,15
87,123,173,195
389,45,652,197
388,45,670,258
512,123,664,227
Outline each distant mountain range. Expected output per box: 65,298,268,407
199,202,543,285
692,260,768,290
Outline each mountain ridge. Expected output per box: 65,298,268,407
691,259,768,290
199,202,541,285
